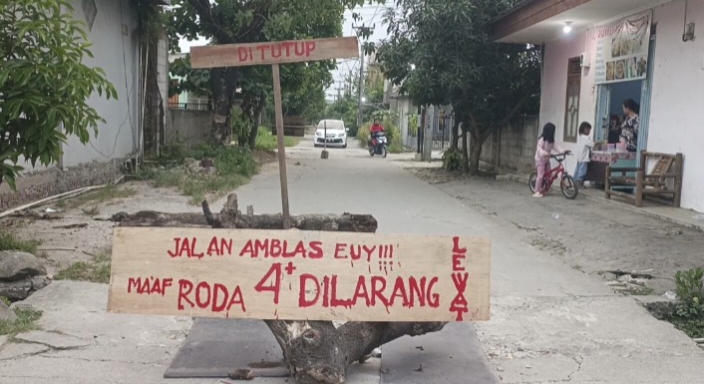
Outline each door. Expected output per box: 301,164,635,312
594,85,611,143
637,33,656,164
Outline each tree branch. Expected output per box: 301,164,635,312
185,0,232,44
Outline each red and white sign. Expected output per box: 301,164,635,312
107,227,491,322
190,37,359,69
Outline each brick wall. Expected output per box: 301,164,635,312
480,116,540,174
0,161,122,212
166,109,213,149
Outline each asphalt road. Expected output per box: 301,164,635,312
5,138,704,384
232,138,704,383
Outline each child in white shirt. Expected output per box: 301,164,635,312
574,122,594,187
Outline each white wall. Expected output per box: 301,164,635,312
539,31,596,174
11,0,139,174
540,0,704,212
648,0,704,212
62,0,140,167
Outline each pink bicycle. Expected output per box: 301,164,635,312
528,153,579,199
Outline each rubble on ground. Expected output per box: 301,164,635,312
185,157,215,175
0,251,51,301
0,300,17,321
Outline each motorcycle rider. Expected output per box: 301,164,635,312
370,119,385,148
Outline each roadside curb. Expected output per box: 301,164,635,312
498,173,704,233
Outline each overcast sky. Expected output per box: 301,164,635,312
177,2,392,101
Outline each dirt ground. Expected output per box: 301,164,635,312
0,150,281,277
405,166,704,296
1,183,193,275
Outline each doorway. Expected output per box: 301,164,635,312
594,27,656,161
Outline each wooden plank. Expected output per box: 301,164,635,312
272,64,290,229
191,37,359,69
107,227,491,322
674,153,683,208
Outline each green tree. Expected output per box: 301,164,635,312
0,0,117,189
168,0,381,145
325,94,359,135
376,0,540,174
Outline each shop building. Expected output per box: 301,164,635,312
492,0,704,212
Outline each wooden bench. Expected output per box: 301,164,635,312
605,151,684,208
269,116,307,137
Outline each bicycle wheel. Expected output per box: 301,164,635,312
561,175,579,199
528,172,538,193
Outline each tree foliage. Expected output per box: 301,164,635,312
168,0,383,147
376,0,540,173
0,0,117,189
325,60,387,136
325,94,359,134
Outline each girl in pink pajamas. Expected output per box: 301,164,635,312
533,123,570,198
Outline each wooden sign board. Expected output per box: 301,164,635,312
107,228,491,322
191,37,359,69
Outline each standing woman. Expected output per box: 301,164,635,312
620,98,640,152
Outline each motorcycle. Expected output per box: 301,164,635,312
368,132,388,158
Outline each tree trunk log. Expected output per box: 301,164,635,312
117,193,447,383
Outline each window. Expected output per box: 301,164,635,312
564,57,582,142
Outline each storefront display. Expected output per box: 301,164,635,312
585,143,637,186
594,11,652,85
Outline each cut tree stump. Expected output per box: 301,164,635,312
117,193,447,384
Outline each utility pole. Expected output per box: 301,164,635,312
353,26,371,128
335,86,343,100
356,53,365,128
346,70,353,96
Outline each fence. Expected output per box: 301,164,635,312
168,102,213,111
404,106,453,151
479,116,540,174
166,109,212,149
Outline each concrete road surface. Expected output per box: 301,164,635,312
3,138,704,384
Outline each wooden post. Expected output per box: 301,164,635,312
321,120,329,159
674,152,683,208
272,64,290,229
635,170,644,207
190,37,360,230
605,165,612,199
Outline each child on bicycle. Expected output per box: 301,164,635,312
534,123,570,198
574,122,594,187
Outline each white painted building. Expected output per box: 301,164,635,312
54,0,170,165
385,80,418,148
1,0,170,211
493,0,704,212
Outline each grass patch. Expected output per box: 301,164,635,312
54,249,111,284
0,232,41,253
0,307,43,337
669,317,704,339
656,268,704,339
56,185,136,210
255,126,300,151
136,143,259,205
622,286,655,296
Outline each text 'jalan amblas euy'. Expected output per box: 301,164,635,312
114,231,486,322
